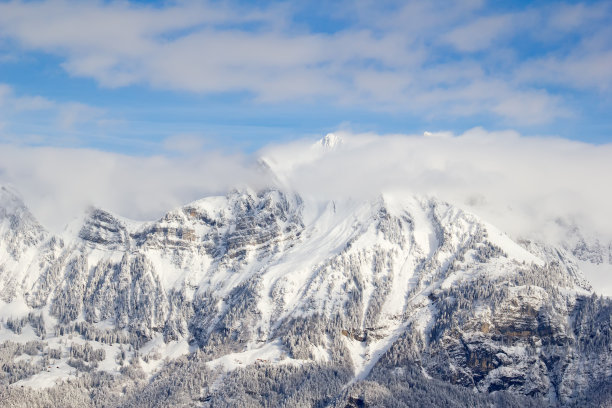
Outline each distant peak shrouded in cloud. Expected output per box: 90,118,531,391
317,133,344,150
1,129,609,248
258,129,612,246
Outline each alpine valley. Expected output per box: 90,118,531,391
0,139,610,407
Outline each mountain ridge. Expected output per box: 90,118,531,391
0,184,610,407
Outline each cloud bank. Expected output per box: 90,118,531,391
1,129,610,247
0,144,265,232
261,129,612,245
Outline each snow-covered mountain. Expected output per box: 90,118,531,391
0,167,611,406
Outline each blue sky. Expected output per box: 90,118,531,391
0,0,611,155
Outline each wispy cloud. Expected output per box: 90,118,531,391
13,95,56,111
442,14,520,52
517,50,612,92
0,0,609,125
162,133,210,154
56,102,104,130
0,83,107,143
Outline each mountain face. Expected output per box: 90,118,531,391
0,185,610,407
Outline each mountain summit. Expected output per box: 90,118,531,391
317,133,344,150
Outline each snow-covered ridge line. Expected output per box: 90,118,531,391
0,183,610,407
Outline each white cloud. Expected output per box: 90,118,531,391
14,95,55,111
517,51,612,92
443,14,517,52
491,90,571,125
547,2,611,32
56,102,104,130
403,80,569,124
0,1,609,124
260,129,612,244
0,144,265,232
0,83,12,105
0,52,18,63
2,128,607,244
162,134,210,154
0,83,107,140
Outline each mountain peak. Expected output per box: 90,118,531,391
0,185,44,233
0,185,27,217
317,132,343,150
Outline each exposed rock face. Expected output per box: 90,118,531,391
0,186,610,407
78,209,132,251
